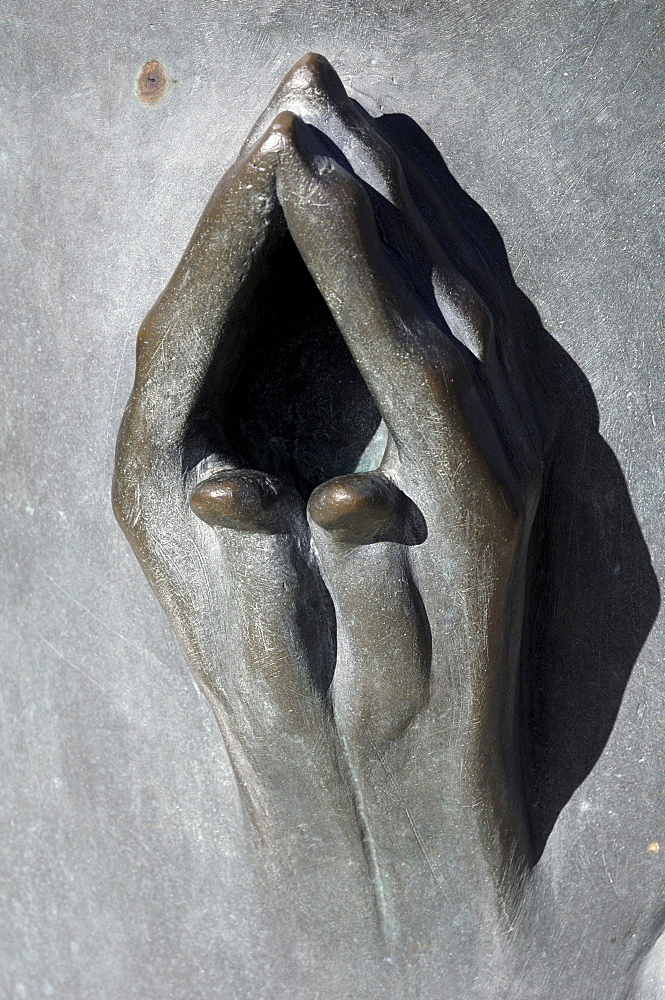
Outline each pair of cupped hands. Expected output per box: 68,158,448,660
114,53,551,987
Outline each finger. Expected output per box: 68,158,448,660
239,52,408,210
127,118,290,453
275,114,449,439
191,485,336,735
242,54,495,367
275,115,520,503
113,115,289,574
190,469,302,534
308,471,425,546
308,473,431,750
189,469,332,722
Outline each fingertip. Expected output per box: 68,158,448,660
190,470,299,533
279,52,348,106
308,473,402,544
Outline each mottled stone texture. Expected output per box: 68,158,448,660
1,3,663,998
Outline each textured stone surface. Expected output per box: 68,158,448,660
1,2,663,997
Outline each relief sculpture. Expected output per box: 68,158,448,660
113,54,661,998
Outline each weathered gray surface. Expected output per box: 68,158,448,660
1,2,663,998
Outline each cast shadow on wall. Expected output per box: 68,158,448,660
374,111,660,860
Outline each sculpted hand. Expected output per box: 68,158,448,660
114,53,547,989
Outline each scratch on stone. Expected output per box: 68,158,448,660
34,628,106,693
580,0,621,71
104,323,133,461
45,573,168,668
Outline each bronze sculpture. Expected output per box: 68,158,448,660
113,53,662,998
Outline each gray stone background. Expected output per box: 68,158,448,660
1,1,662,997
